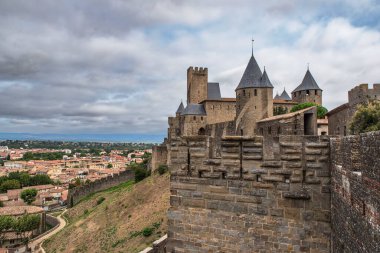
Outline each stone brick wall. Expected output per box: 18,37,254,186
67,169,134,207
187,67,208,104
292,90,322,105
152,145,168,171
167,135,331,253
202,100,236,124
330,131,380,253
235,87,273,136
257,107,318,137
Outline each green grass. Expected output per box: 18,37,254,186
75,180,134,205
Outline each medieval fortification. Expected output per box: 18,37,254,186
151,52,380,253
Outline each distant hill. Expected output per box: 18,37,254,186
43,173,170,253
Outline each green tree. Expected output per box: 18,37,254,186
29,174,53,186
350,101,380,134
20,189,38,205
0,216,15,246
107,163,113,169
5,155,10,161
1,179,21,192
13,214,40,246
290,102,328,119
0,159,4,166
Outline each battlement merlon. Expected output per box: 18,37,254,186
187,66,208,75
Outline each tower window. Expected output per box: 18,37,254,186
306,90,310,95
254,89,257,96
201,116,203,121
315,90,318,95
243,90,246,96
193,116,196,120
268,127,271,135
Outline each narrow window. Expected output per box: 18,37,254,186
193,116,196,120
362,201,366,216
201,116,203,121
256,174,262,182
306,90,310,95
254,89,257,96
278,127,281,135
315,90,318,95
268,127,271,135
243,90,246,96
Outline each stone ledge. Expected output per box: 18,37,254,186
283,190,311,200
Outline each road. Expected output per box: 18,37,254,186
30,209,67,253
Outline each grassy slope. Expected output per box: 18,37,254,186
44,173,170,253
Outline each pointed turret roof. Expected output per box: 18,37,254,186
235,55,263,90
260,68,274,88
292,69,322,93
274,92,280,100
279,89,291,100
176,101,184,114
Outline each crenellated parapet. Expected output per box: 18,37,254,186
167,135,331,252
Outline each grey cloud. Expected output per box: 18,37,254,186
0,1,379,134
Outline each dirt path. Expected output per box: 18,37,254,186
30,209,67,253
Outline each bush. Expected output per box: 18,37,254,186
20,188,38,205
350,101,380,134
290,102,328,119
96,197,105,205
142,227,154,237
83,209,89,215
157,165,168,175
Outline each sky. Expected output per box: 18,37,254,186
0,0,380,134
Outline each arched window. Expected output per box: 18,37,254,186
193,116,196,121
198,128,206,135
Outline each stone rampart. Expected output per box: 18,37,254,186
167,135,331,252
68,169,134,207
330,131,380,253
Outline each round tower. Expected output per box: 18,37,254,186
235,55,273,136
291,69,322,105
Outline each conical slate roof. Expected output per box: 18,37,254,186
176,101,184,114
274,92,280,100
235,55,263,90
279,89,291,100
292,69,322,93
260,69,274,88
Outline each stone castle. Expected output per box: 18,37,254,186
150,52,380,253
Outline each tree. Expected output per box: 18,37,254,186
29,174,53,186
107,163,113,169
0,159,4,166
20,189,38,205
0,216,15,246
5,154,10,161
350,101,380,134
13,214,40,246
1,179,21,192
290,102,328,119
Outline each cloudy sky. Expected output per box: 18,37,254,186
0,0,379,134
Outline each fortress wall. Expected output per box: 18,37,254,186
151,145,168,171
330,131,380,253
203,101,236,124
67,169,134,207
167,135,331,253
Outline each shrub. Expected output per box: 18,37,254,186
134,167,148,182
290,102,328,119
96,197,105,205
142,227,154,237
350,101,380,134
157,165,168,175
20,188,38,205
83,209,89,215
